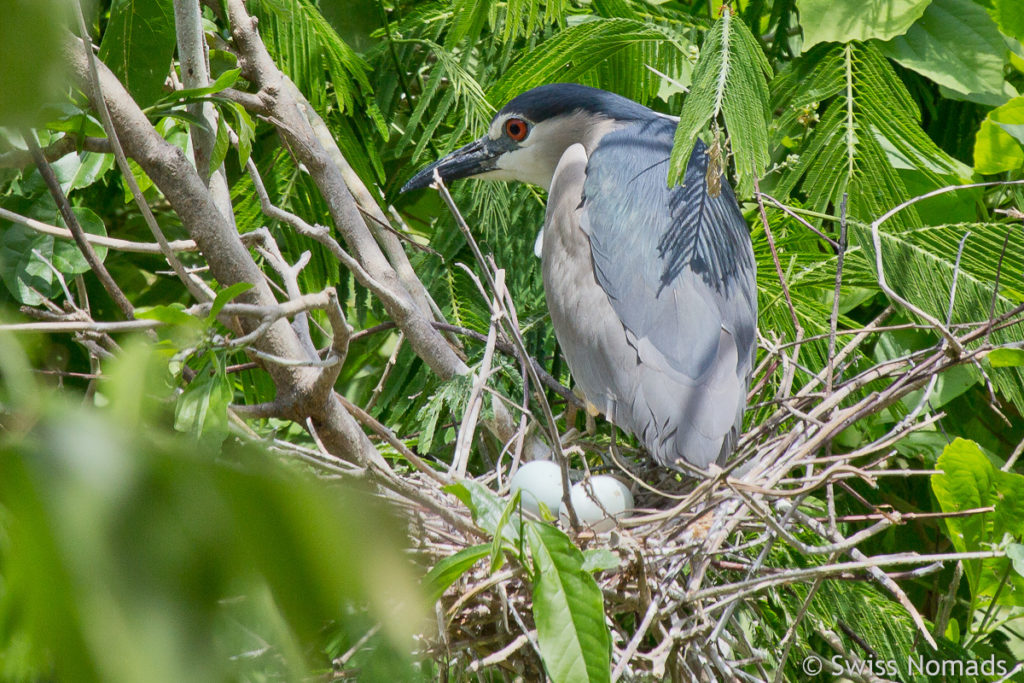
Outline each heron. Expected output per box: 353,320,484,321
402,83,757,470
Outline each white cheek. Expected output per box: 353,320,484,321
495,146,554,190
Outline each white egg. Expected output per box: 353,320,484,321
509,460,565,518
559,476,634,532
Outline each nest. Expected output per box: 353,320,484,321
295,282,1023,681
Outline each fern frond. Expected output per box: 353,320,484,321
669,8,772,195
774,43,967,228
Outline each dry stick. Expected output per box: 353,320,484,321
172,0,234,225
0,206,197,254
986,223,1016,345
753,175,800,331
70,2,214,303
337,395,450,486
870,180,1024,356
452,269,505,477
0,135,111,168
24,132,136,318
827,194,848,395
757,192,841,249
431,174,579,528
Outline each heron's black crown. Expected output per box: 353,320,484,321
499,83,656,124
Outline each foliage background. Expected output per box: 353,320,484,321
1,0,1024,680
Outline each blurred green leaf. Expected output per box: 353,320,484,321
0,353,423,682
581,548,620,574
174,352,232,444
0,0,68,126
991,0,1024,44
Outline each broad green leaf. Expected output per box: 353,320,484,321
990,348,1024,367
58,152,116,194
98,0,177,108
525,521,611,683
445,479,520,544
1007,544,1024,578
422,544,490,603
932,438,996,594
206,282,253,324
53,207,108,273
209,116,230,178
581,548,620,574
135,303,200,327
878,0,1007,97
932,439,1024,604
174,353,232,444
991,0,1024,44
0,202,108,304
152,68,242,106
669,9,772,194
796,0,931,50
974,97,1024,174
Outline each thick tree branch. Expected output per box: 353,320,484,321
61,31,384,469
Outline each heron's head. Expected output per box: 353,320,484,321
401,83,654,193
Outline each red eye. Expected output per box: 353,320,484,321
504,117,529,142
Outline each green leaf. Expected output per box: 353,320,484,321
209,116,230,178
153,68,242,107
669,9,772,195
490,491,521,573
796,0,930,50
53,207,108,273
525,521,611,683
581,548,620,574
0,202,108,305
445,479,519,544
207,282,253,324
932,438,1024,604
0,0,68,127
990,348,1024,368
1007,544,1024,578
135,303,199,327
991,0,1024,44
174,353,233,445
62,152,116,193
974,97,1024,174
226,101,255,168
422,544,490,603
878,0,1008,98
98,0,177,108
774,43,962,226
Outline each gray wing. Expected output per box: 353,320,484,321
579,118,757,468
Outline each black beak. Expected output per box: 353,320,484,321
400,137,498,193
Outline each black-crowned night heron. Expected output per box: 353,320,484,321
402,83,757,470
